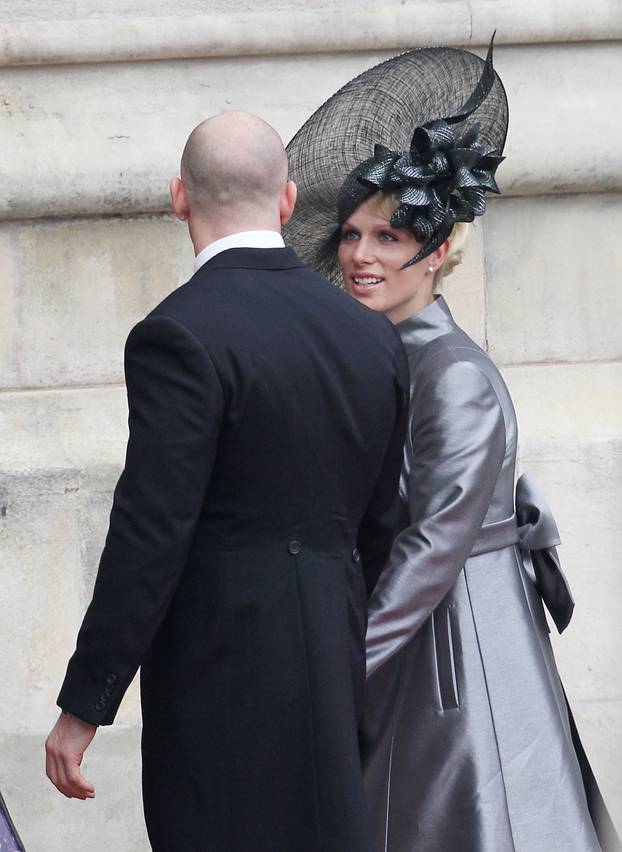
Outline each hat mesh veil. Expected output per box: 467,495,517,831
284,47,508,286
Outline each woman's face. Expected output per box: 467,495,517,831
338,198,436,324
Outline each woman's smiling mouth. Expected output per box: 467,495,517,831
351,275,384,289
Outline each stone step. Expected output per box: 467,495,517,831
2,193,622,390
485,195,622,365
0,214,192,390
1,42,621,220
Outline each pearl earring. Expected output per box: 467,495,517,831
427,265,434,274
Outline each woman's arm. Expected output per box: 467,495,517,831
366,356,506,677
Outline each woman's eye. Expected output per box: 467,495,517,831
378,231,398,242
341,229,359,241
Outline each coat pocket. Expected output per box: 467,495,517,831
431,604,461,711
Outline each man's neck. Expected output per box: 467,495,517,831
189,218,281,256
192,227,281,258
193,230,286,272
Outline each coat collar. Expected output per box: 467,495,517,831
194,246,305,274
394,295,457,353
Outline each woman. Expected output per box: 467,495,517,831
284,41,620,852
0,790,25,852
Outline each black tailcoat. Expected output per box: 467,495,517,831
58,247,409,851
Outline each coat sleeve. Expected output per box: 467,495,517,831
365,356,506,677
357,338,410,597
57,315,225,725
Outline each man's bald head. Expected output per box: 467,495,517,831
180,112,289,227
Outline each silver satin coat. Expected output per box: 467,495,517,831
361,296,602,852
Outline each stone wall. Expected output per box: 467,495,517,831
1,3,620,848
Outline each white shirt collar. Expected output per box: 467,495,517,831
194,230,285,272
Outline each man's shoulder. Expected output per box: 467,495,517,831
145,252,309,315
145,273,203,320
328,283,405,350
137,258,403,361
142,269,236,341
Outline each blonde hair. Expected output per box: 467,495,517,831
435,221,469,288
364,193,470,287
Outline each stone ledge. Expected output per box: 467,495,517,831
1,365,620,470
0,214,191,389
502,362,622,444
1,43,621,220
1,2,621,67
0,386,128,470
485,193,622,365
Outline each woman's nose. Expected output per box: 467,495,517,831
352,237,374,264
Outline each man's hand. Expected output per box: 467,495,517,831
45,712,97,799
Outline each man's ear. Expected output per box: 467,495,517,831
170,177,190,222
279,180,298,226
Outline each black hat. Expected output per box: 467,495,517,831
284,37,508,284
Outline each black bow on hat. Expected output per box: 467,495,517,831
284,35,509,282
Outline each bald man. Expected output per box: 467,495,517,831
46,112,409,851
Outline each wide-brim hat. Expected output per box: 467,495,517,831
284,42,509,285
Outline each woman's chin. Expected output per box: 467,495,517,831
347,286,384,311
